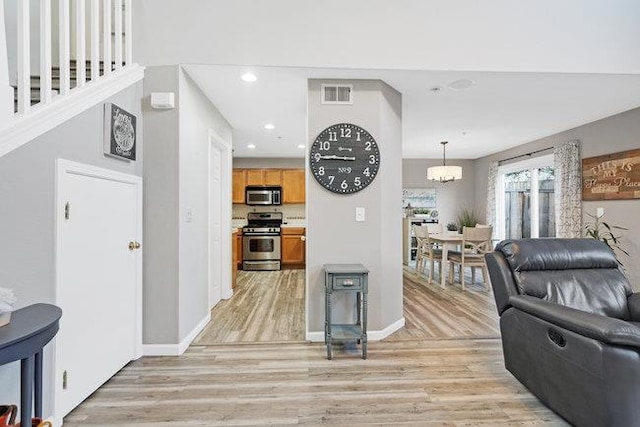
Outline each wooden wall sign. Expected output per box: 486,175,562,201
582,148,640,200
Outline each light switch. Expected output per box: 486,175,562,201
185,207,193,223
355,207,365,222
596,207,604,218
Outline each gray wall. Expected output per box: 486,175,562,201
143,65,233,345
403,159,477,228
0,82,143,420
474,107,640,288
307,79,403,335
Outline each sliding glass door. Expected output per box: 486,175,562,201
496,155,555,240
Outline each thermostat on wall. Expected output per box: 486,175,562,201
150,92,175,109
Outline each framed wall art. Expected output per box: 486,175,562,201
103,103,137,161
582,148,640,200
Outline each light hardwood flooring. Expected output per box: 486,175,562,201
62,265,566,425
64,339,566,426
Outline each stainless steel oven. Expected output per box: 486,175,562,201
242,212,282,271
245,186,282,206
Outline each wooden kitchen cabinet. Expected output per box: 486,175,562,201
282,169,305,203
232,169,246,203
232,168,305,204
281,227,306,268
232,231,238,288
236,230,243,269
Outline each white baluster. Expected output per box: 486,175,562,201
103,0,112,76
114,0,122,70
125,0,132,65
59,0,71,95
17,0,31,114
75,0,86,87
0,0,12,121
40,0,52,104
91,0,100,81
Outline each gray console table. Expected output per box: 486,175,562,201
324,264,368,359
0,304,62,427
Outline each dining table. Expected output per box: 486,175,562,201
429,233,465,289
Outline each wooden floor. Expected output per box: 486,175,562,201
194,269,306,344
62,265,566,425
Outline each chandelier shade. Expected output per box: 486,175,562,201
427,141,462,183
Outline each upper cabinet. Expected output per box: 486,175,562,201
233,168,305,204
282,169,305,204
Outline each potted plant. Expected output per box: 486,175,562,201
413,208,431,218
456,208,480,232
446,222,458,233
584,212,629,265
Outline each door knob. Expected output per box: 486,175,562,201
128,241,141,250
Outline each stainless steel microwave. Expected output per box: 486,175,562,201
245,186,282,205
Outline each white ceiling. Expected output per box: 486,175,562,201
184,65,640,159
136,1,640,159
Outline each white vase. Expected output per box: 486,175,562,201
0,311,10,327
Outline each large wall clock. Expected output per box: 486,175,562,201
309,123,381,194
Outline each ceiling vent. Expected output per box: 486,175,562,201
321,84,353,105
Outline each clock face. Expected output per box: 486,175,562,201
309,123,381,194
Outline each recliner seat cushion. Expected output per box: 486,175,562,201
496,239,632,319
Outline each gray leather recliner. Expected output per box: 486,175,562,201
485,238,640,427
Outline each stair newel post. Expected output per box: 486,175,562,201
90,0,100,82
103,0,112,76
75,0,86,87
17,0,31,114
40,0,52,104
58,0,71,95
125,0,132,65
114,0,122,71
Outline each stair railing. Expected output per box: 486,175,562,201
3,0,135,119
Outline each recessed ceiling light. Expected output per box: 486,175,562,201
448,79,475,90
241,73,257,82
264,123,275,130
298,144,306,149
247,144,256,149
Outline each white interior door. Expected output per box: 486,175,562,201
55,160,142,418
209,143,222,308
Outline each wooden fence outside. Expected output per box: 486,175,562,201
504,180,555,238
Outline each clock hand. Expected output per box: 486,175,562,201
319,155,356,161
338,147,353,152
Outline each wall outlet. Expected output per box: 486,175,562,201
596,207,604,217
185,207,193,223
355,207,365,222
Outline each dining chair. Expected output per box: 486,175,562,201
426,222,442,235
413,225,443,284
447,226,493,290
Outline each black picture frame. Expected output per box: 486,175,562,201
103,103,137,161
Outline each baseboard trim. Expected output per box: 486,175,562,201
306,317,405,342
143,312,211,356
0,65,145,158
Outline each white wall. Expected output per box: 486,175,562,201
474,107,640,289
307,79,403,336
133,0,640,74
403,159,477,228
0,82,142,421
177,68,232,339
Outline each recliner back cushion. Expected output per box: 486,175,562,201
496,239,632,319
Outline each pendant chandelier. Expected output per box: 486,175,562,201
427,141,462,183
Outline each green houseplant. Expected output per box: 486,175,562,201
456,208,480,231
584,212,629,264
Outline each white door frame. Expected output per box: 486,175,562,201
208,129,233,305
54,159,143,419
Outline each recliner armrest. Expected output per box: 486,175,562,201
510,295,640,348
628,293,640,322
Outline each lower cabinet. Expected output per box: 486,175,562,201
232,231,238,288
281,227,306,268
236,230,243,270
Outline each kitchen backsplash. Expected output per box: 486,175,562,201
232,203,306,226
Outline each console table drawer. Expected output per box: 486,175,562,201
332,276,363,290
